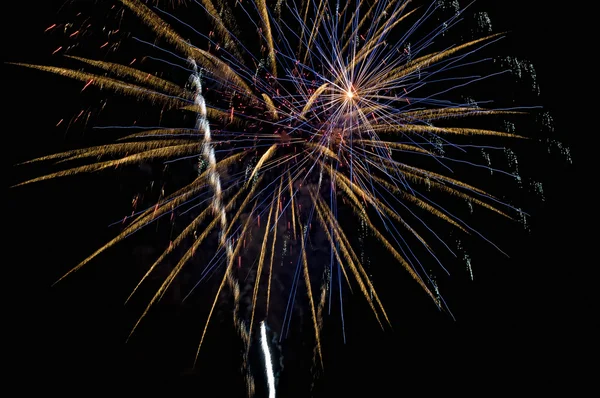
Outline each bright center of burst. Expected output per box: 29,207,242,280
346,90,354,99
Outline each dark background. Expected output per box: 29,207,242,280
4,1,592,396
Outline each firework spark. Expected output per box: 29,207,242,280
14,0,549,394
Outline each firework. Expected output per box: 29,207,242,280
13,0,551,394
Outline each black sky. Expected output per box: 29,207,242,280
4,1,592,396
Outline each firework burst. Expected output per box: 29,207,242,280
12,0,554,395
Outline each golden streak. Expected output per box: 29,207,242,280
116,128,200,141
15,144,200,187
126,181,247,303
363,210,439,305
261,93,279,120
299,83,329,120
328,167,434,250
59,140,195,163
312,164,437,304
387,33,505,80
344,3,415,60
312,189,353,291
316,197,390,326
312,196,357,299
373,158,512,218
297,0,312,55
246,144,278,186
400,107,526,122
128,206,222,340
20,140,191,164
247,188,277,350
355,139,433,155
304,142,340,161
257,0,278,77
369,174,469,233
287,170,297,241
302,0,327,64
341,0,389,41
314,195,389,326
43,153,245,285
133,179,253,337
65,55,190,98
313,277,327,368
405,171,513,219
375,156,491,196
198,0,243,60
118,0,253,95
297,209,324,369
160,151,245,205
10,63,186,108
371,124,524,139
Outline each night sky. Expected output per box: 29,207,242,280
4,1,592,396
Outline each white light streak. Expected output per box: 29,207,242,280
260,321,276,398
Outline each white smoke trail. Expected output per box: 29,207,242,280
189,58,255,396
189,59,233,263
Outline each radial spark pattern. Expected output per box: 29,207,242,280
14,0,552,395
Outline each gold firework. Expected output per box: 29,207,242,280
14,1,535,395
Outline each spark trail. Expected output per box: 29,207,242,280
12,0,555,394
